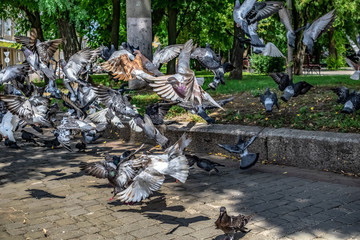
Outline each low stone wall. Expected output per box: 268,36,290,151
104,122,360,175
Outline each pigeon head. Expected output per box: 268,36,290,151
219,206,227,216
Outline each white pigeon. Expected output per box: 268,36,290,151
0,111,19,142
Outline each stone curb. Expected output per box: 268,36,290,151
105,122,360,175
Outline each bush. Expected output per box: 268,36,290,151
326,56,345,70
250,54,286,74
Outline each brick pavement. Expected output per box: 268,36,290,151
0,136,360,240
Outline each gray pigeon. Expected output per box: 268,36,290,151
341,91,360,114
260,88,279,112
332,86,350,104
0,62,30,85
303,10,336,53
218,132,261,169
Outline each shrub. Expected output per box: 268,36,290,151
326,56,345,70
250,54,286,74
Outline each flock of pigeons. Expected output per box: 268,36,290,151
0,0,356,239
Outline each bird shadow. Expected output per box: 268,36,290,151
20,189,66,199
146,213,210,235
213,231,249,240
49,171,84,181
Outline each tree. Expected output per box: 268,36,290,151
111,0,121,49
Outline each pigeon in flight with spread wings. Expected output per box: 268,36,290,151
152,44,184,69
278,8,296,48
345,58,360,80
0,62,30,85
118,134,191,203
233,0,283,40
303,10,336,53
15,28,62,65
218,131,261,169
346,35,360,57
133,39,223,110
0,95,52,127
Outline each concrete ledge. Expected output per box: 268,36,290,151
105,123,360,175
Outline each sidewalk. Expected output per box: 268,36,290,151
0,138,359,240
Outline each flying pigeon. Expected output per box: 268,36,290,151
152,44,184,69
0,62,30,85
117,134,191,203
215,206,253,240
185,154,225,174
345,58,360,80
303,10,336,53
278,8,295,48
260,88,279,112
218,132,260,169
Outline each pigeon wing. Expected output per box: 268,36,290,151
304,10,336,43
248,1,283,24
118,168,165,203
152,44,183,68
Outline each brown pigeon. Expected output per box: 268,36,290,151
215,206,253,240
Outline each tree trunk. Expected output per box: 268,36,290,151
229,24,244,79
20,7,44,41
111,0,120,49
292,5,306,75
126,0,152,59
57,15,81,61
167,6,178,74
286,0,293,80
328,26,337,59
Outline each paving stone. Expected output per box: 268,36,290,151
1,139,359,240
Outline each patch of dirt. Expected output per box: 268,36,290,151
171,86,360,133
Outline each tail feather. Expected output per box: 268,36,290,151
167,155,189,183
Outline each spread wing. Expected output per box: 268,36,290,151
152,44,183,68
262,42,285,58
149,75,182,101
116,161,136,186
117,168,165,203
65,48,98,80
304,10,336,42
177,40,193,74
80,161,116,179
278,8,294,32
190,48,221,69
92,85,119,108
0,95,33,119
102,56,128,81
247,1,283,24
37,39,63,64
345,58,358,70
236,0,256,19
15,28,37,52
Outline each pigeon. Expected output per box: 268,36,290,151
133,114,169,148
0,95,52,127
145,102,177,125
218,132,261,169
0,111,19,142
332,86,350,104
302,10,336,53
269,73,312,102
278,8,295,48
134,39,224,112
133,50,164,76
82,130,102,144
0,62,30,85
81,149,141,200
260,88,279,112
42,133,61,149
20,47,56,81
4,138,20,149
93,85,139,118
118,134,191,203
346,34,360,57
86,108,125,129
345,58,360,80
21,130,39,145
100,44,116,61
215,206,253,240
233,0,283,39
60,48,99,85
341,91,360,114
152,44,184,69
185,154,225,174
75,140,87,152
15,28,62,65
